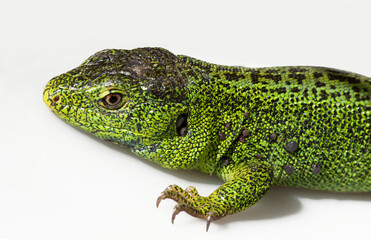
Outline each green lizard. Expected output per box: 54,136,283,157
43,47,371,231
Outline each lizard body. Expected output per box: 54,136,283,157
43,48,371,230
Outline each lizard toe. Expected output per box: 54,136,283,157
171,203,188,224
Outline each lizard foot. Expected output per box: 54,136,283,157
156,184,219,231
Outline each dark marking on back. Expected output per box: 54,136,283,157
303,89,309,98
277,87,287,94
291,87,300,93
352,86,361,92
320,90,328,99
250,72,260,84
289,73,306,82
312,88,317,95
313,72,323,78
260,87,268,93
315,81,326,87
264,73,282,84
223,72,240,81
344,91,351,101
328,72,361,84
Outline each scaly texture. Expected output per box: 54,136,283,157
43,48,371,230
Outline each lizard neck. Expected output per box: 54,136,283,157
174,56,251,174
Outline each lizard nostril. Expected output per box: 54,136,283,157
52,95,60,104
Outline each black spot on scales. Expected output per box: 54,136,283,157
320,90,328,99
303,89,309,98
221,157,231,166
289,73,306,82
250,72,260,84
344,91,352,101
242,129,251,137
291,87,300,93
328,72,361,84
352,86,361,92
284,165,295,175
312,88,317,95
285,141,298,153
269,133,277,141
315,81,326,87
313,72,323,78
260,87,268,93
219,132,226,141
312,164,321,175
264,73,282,84
276,87,286,94
223,72,240,81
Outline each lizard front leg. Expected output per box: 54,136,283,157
156,161,273,231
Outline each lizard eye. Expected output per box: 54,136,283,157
101,93,124,109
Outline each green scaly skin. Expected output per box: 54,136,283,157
43,48,371,231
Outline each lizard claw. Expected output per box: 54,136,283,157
206,216,212,232
206,210,217,232
156,185,179,208
156,192,166,208
171,205,181,224
171,204,187,224
156,185,220,231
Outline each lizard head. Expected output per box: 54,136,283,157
43,48,188,151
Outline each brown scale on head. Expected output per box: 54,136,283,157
82,47,188,103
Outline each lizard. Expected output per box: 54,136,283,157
43,47,371,231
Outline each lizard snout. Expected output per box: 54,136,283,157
43,81,62,109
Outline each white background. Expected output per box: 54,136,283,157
1,0,370,239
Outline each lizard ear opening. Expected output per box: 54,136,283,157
176,113,188,137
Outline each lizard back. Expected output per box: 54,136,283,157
180,56,371,192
